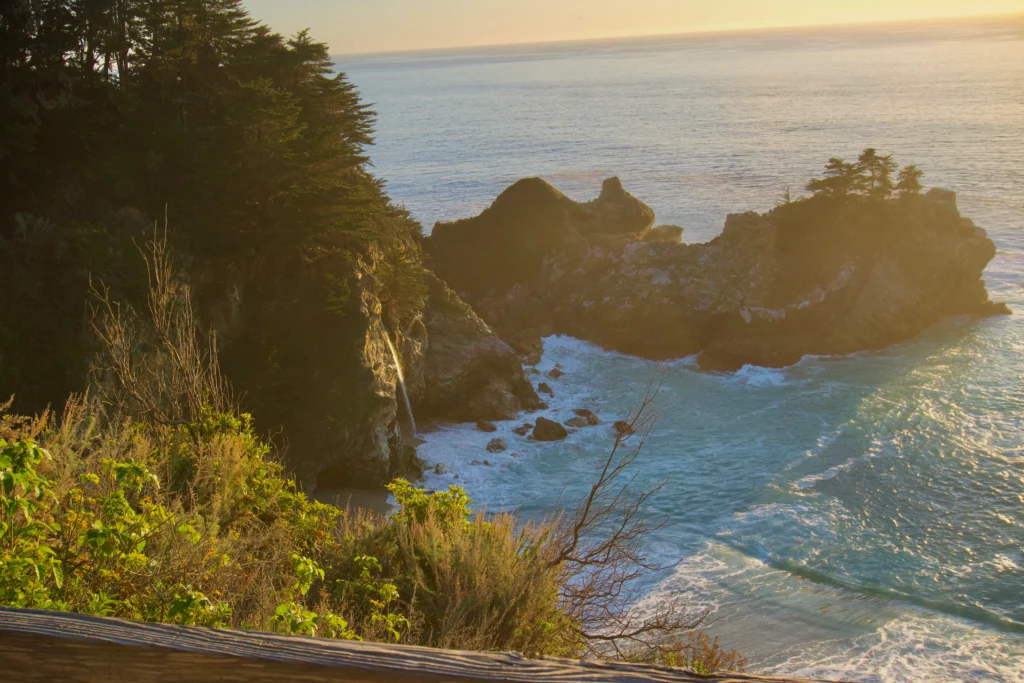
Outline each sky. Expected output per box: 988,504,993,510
241,0,1024,54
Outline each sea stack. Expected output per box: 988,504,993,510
425,177,1008,370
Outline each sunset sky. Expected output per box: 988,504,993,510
241,0,1024,54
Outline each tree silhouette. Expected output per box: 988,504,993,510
806,157,861,199
896,165,925,197
857,148,898,200
775,185,793,207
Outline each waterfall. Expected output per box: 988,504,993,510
382,328,418,438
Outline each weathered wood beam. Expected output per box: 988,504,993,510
0,606,848,683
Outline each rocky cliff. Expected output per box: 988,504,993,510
217,241,537,492
425,178,1009,371
307,265,537,490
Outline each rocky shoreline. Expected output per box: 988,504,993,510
311,176,1009,492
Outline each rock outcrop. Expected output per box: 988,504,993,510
427,177,654,302
419,272,541,421
270,247,539,491
426,179,1008,371
533,417,568,441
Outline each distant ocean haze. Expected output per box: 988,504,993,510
342,16,1024,683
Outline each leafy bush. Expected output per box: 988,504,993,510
0,241,741,673
0,394,740,668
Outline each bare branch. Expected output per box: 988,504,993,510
543,369,704,659
88,219,234,426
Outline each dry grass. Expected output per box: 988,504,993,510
0,230,742,672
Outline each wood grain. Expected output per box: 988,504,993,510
0,606,849,683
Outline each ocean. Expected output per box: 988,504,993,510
340,16,1024,681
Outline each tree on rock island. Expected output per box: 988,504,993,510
805,149,925,202
856,147,898,200
897,164,926,198
805,157,862,199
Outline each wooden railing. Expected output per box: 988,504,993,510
0,606,849,682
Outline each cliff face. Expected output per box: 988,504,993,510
419,272,541,423
425,179,1008,371
217,243,536,491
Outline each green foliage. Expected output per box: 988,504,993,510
0,438,62,610
0,403,570,655
897,165,925,197
339,554,409,642
169,587,234,627
0,0,430,475
387,478,472,526
804,149,925,202
805,157,863,199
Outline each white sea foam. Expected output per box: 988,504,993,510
633,540,769,619
417,335,619,506
411,325,1024,681
794,454,869,489
729,364,792,388
766,613,1024,683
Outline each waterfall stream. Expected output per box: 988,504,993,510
382,328,418,438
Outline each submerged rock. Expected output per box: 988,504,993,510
476,420,498,433
487,438,507,453
547,367,565,379
574,408,601,426
512,423,533,436
509,328,544,356
533,416,568,441
426,177,1008,369
565,416,589,428
537,382,554,396
613,420,634,436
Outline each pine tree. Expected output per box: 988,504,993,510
776,186,793,207
896,165,925,198
856,148,898,200
806,158,861,199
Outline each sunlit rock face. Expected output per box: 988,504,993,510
425,178,1008,371
222,238,539,492
418,272,541,423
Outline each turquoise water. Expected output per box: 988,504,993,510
341,17,1024,681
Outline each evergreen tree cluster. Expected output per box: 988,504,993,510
1,0,392,249
805,148,924,201
1,1,426,466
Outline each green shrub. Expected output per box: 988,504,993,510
0,239,739,672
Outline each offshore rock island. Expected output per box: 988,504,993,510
426,176,1009,372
